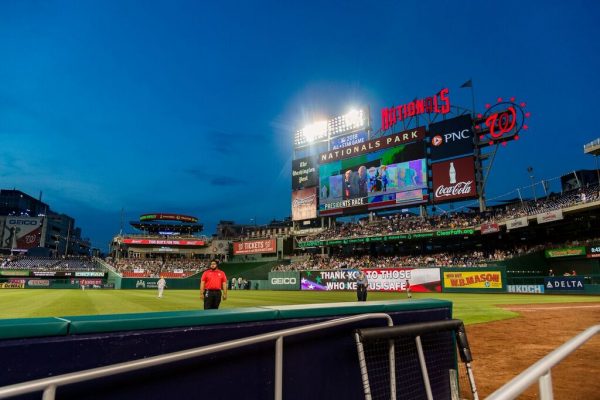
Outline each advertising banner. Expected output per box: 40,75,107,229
140,213,198,223
0,282,25,289
122,239,205,246
506,217,529,230
544,247,586,258
27,279,50,287
330,131,369,150
1,216,44,250
233,239,277,255
300,268,441,292
428,115,475,161
480,223,500,234
431,156,477,203
587,245,600,258
544,277,584,291
292,187,317,221
292,156,318,190
0,270,30,277
70,279,103,285
267,271,300,290
31,271,57,277
507,285,544,294
75,271,106,277
443,271,502,289
319,127,426,164
536,210,564,224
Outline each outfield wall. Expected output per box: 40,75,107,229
0,299,453,400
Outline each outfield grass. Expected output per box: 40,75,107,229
1,289,598,325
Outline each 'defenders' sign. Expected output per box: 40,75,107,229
431,156,477,203
233,239,277,255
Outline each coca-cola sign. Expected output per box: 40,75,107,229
432,157,477,202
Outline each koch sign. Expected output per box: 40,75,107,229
428,115,474,161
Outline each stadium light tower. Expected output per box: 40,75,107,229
293,108,369,149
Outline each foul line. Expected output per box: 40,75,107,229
506,305,600,311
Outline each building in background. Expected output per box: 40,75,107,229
0,189,90,256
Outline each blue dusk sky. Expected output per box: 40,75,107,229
0,1,599,251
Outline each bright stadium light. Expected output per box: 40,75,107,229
295,120,328,146
328,108,366,137
293,107,368,147
303,120,327,142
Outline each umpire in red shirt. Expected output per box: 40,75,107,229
200,260,228,309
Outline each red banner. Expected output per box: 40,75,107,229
122,239,205,246
431,156,477,203
481,223,500,234
233,239,277,255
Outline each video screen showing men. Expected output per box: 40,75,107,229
323,160,425,201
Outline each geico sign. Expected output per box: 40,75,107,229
271,277,297,285
8,220,38,225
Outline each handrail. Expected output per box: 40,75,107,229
486,324,600,400
0,313,393,400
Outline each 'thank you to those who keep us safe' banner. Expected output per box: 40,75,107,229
300,268,441,292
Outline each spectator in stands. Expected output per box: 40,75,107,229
200,260,228,310
548,269,554,277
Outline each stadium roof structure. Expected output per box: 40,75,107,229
584,138,600,156
129,213,203,235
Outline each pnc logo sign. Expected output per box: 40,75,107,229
431,129,472,146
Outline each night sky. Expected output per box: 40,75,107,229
1,1,599,250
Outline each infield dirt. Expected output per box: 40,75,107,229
466,302,600,399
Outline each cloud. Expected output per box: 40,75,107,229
185,169,245,187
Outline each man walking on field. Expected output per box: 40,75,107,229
157,276,166,298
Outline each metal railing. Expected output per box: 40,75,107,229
0,313,393,400
486,324,600,400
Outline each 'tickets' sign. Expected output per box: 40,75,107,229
291,187,317,221
431,156,477,202
233,239,277,255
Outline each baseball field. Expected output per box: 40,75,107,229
1,290,599,398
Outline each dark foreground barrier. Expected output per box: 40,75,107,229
0,299,452,400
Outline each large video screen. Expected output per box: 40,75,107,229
319,144,427,215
